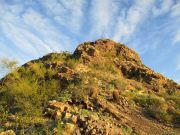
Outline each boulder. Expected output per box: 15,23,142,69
48,100,68,112
71,115,78,124
113,90,120,102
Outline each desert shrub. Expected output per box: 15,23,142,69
161,91,180,109
0,64,62,117
46,68,58,78
13,114,52,134
91,60,117,74
133,95,162,107
106,83,115,91
103,52,114,59
0,105,8,123
146,107,171,123
30,62,46,78
133,94,179,124
5,78,42,115
65,73,99,102
81,109,90,115
66,58,79,69
135,85,144,91
0,75,60,116
67,83,88,102
109,79,127,90
121,125,137,135
58,91,72,103
172,112,180,125
43,52,71,62
39,79,60,99
56,121,64,135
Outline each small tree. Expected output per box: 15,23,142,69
0,58,18,72
0,58,18,87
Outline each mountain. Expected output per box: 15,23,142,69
0,39,179,135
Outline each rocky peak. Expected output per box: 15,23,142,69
73,39,142,64
0,39,179,135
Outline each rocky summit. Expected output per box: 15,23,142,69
0,39,179,135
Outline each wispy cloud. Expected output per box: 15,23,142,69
173,29,180,44
170,2,180,17
89,0,120,38
40,0,86,34
0,0,180,81
22,8,71,52
152,0,174,16
112,0,155,42
175,54,180,71
170,2,180,44
0,0,72,58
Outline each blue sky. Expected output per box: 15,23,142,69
0,0,180,83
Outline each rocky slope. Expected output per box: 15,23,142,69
0,39,179,135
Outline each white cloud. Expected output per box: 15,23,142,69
173,30,180,44
112,0,155,42
171,3,180,17
0,42,12,58
0,41,24,66
0,1,73,58
89,0,120,38
175,54,180,72
1,22,42,56
41,0,86,34
176,64,180,71
170,2,180,44
152,0,174,16
22,8,71,52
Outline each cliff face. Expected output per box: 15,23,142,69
0,39,179,134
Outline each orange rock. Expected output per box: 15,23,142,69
71,115,78,124
48,100,66,111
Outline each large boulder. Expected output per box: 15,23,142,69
48,100,69,112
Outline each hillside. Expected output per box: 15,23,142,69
0,39,179,135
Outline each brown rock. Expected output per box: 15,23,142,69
48,100,68,112
71,115,78,124
113,90,119,102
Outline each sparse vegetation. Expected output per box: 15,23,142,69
0,39,179,134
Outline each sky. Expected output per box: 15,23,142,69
0,0,180,83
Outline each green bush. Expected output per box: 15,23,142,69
0,105,8,123
133,94,179,124
64,73,99,102
81,109,90,115
58,91,72,103
133,95,162,107
66,58,79,69
146,107,171,123
109,79,127,90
